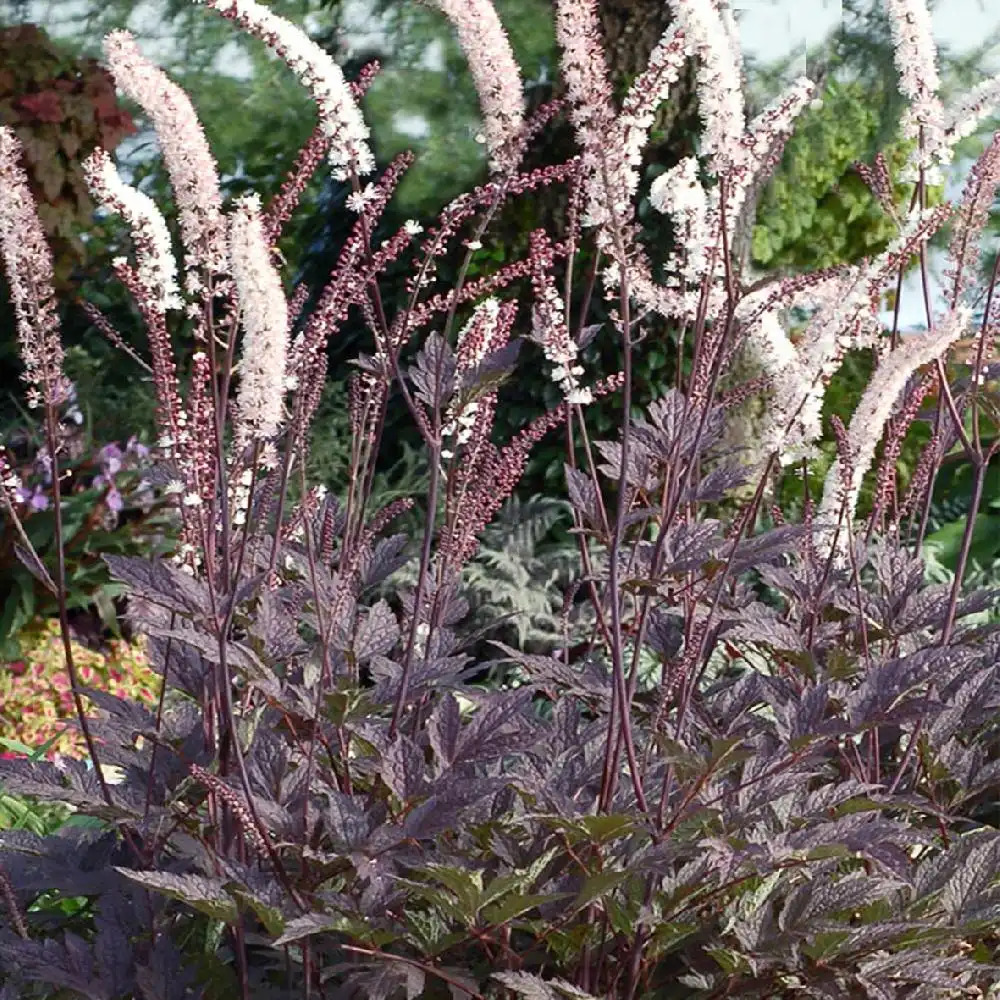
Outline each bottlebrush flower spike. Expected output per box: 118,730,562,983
620,25,688,197
818,306,971,551
442,297,510,460
229,193,289,444
667,0,746,174
83,149,183,314
944,75,1000,147
424,0,525,174
103,31,227,293
738,75,816,189
884,0,947,181
945,133,1000,307
650,157,712,288
194,0,374,181
0,128,70,410
553,0,632,245
529,230,591,404
740,304,821,466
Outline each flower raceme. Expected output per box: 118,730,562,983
0,129,69,411
1,0,1000,576
228,193,289,446
422,0,525,174
5,1,1000,994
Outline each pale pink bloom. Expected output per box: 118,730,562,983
818,306,970,547
945,133,1000,306
553,0,632,244
667,0,745,173
532,273,585,403
737,75,815,186
0,127,69,409
624,263,688,323
229,193,289,443
456,296,506,368
621,26,688,196
944,74,1000,146
442,298,504,459
716,0,743,75
884,0,946,179
83,149,183,313
735,274,854,468
425,0,524,173
794,205,951,402
194,0,373,181
738,302,818,465
650,157,711,287
103,31,227,291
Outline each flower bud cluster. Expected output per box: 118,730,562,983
528,231,591,405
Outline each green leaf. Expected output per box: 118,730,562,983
479,847,559,911
481,892,569,926
412,864,484,922
573,868,629,911
272,912,345,947
225,883,288,937
114,869,239,923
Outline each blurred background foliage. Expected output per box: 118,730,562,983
1,0,1000,663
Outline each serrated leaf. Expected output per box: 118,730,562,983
409,332,456,410
225,884,288,936
271,911,344,947
380,733,427,801
481,891,568,926
573,868,629,910
355,600,400,662
428,693,462,770
114,868,238,923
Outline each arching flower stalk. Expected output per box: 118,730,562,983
666,0,745,175
194,0,374,181
103,30,227,303
83,148,183,314
818,306,971,554
422,0,525,174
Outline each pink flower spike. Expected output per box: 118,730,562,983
884,0,946,179
818,305,971,552
102,31,227,292
194,0,374,180
0,127,70,410
229,193,289,444
667,0,746,174
83,148,183,313
425,0,525,174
